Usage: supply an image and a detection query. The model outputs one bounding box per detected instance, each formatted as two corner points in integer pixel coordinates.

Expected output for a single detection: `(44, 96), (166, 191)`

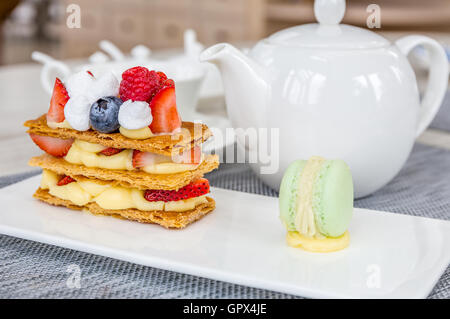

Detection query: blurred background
(0, 0), (449, 65)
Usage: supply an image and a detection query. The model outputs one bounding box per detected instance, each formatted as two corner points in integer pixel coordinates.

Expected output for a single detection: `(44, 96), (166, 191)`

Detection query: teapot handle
(396, 35), (449, 137)
(31, 51), (71, 95)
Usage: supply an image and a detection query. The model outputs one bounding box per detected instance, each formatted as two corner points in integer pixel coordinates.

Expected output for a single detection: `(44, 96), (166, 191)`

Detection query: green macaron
(279, 157), (354, 238)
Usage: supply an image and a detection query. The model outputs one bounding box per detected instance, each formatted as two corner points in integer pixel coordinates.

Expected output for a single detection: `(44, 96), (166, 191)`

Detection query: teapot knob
(314, 0), (345, 25)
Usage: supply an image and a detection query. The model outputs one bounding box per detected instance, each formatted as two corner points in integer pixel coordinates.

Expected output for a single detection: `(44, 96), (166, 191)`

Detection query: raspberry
(162, 79), (175, 89)
(148, 71), (172, 101)
(148, 70), (165, 98)
(157, 71), (167, 83)
(147, 71), (175, 104)
(119, 67), (174, 103)
(119, 67), (158, 102)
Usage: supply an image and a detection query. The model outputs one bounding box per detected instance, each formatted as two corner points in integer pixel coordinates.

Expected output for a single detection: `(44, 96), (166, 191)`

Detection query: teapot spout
(200, 43), (269, 130)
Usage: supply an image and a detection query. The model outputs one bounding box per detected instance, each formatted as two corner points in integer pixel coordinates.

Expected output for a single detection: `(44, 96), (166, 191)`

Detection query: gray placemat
(0, 143), (449, 299)
(430, 90), (450, 132)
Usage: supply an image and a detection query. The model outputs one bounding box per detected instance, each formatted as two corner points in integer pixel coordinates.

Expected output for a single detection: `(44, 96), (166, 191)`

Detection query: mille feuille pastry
(279, 156), (353, 252)
(25, 66), (219, 229)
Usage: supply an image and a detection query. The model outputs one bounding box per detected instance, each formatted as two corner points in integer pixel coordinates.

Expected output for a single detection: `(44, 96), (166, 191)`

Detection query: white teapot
(200, 0), (449, 198)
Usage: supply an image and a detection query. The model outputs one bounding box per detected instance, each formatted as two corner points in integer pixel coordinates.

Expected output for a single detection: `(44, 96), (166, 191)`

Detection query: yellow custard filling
(47, 120), (166, 142)
(40, 169), (208, 212)
(286, 231), (350, 253)
(64, 140), (201, 174)
(47, 120), (72, 129)
(47, 120), (153, 140)
(119, 126), (153, 139)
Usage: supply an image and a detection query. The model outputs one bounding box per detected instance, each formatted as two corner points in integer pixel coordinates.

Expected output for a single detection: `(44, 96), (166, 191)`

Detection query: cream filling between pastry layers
(119, 126), (153, 139)
(40, 169), (208, 212)
(294, 156), (325, 238)
(47, 120), (72, 129)
(47, 120), (166, 140)
(64, 140), (202, 174)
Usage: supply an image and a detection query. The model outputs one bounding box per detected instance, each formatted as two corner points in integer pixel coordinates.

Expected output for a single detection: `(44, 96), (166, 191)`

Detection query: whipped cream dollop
(64, 95), (91, 131)
(118, 100), (152, 130)
(63, 71), (120, 131)
(66, 71), (95, 98)
(88, 71), (119, 102)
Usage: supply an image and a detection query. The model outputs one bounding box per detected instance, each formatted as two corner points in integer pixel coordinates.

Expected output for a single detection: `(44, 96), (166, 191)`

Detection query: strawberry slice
(172, 146), (202, 164)
(132, 150), (153, 168)
(144, 178), (210, 202)
(132, 150), (171, 168)
(149, 87), (181, 134)
(57, 175), (75, 186)
(99, 147), (123, 156)
(46, 78), (69, 123)
(29, 133), (73, 157)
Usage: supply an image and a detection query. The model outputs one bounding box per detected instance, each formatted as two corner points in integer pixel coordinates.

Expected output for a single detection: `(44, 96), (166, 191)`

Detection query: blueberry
(89, 96), (123, 133)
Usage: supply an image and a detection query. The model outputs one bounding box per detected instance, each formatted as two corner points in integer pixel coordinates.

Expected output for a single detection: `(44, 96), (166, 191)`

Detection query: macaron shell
(279, 160), (306, 231)
(313, 160), (354, 237)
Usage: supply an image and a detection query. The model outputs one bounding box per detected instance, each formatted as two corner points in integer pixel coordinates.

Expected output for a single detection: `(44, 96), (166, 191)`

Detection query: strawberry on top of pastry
(45, 66), (181, 137)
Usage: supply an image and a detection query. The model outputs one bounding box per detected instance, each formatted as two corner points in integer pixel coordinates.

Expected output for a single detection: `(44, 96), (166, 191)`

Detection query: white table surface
(0, 61), (449, 177)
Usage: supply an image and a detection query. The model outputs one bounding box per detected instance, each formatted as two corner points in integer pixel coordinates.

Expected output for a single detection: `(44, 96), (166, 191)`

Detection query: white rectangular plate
(0, 175), (449, 298)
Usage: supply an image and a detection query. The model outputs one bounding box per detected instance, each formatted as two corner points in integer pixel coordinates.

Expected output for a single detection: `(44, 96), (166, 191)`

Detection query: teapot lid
(266, 0), (389, 49)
